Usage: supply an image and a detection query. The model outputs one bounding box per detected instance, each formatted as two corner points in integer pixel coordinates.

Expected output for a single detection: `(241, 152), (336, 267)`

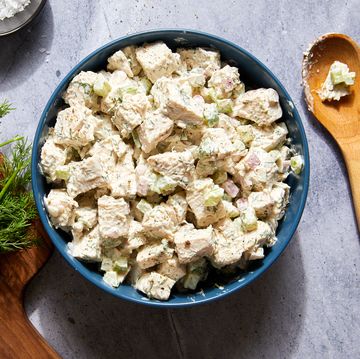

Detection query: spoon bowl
(302, 33), (360, 229)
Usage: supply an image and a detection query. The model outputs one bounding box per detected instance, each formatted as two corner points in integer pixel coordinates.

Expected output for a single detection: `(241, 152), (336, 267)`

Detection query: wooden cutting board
(0, 222), (60, 359)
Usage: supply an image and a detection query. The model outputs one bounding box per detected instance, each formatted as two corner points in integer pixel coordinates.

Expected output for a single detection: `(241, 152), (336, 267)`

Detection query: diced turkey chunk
(67, 156), (107, 198)
(186, 179), (227, 227)
(157, 256), (186, 281)
(112, 93), (151, 138)
(136, 241), (174, 269)
(98, 196), (131, 247)
(248, 190), (275, 218)
(233, 88), (282, 126)
(269, 182), (290, 220)
(177, 47), (221, 77)
(135, 42), (179, 83)
(174, 224), (214, 264)
(211, 218), (273, 267)
(178, 68), (206, 88)
(107, 50), (133, 77)
(142, 205), (176, 239)
(122, 45), (142, 76)
(63, 71), (100, 110)
(251, 123), (288, 151)
(208, 65), (241, 98)
(135, 272), (176, 300)
(72, 206), (97, 233)
(53, 105), (99, 148)
(40, 136), (68, 182)
(94, 114), (119, 140)
(211, 230), (243, 268)
(135, 155), (157, 196)
(108, 148), (137, 198)
(123, 220), (147, 252)
(137, 111), (173, 153)
(147, 150), (195, 188)
(150, 77), (204, 126)
(88, 135), (126, 175)
(166, 89), (204, 127)
(44, 189), (78, 229)
(234, 148), (278, 193)
(166, 193), (188, 224)
(241, 220), (274, 250)
(68, 225), (102, 262)
(198, 128), (234, 160)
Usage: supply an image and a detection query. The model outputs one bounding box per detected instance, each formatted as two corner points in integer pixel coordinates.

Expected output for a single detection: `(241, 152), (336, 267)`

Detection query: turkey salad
(41, 42), (302, 300)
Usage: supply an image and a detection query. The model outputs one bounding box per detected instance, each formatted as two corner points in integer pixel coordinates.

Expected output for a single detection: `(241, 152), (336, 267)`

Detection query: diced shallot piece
(221, 179), (239, 198)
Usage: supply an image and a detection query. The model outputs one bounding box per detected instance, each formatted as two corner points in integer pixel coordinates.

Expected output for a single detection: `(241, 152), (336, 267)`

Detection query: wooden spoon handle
(0, 283), (60, 359)
(342, 142), (360, 230)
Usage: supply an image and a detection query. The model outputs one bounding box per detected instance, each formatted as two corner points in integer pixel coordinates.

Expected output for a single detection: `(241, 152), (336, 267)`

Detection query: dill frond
(0, 99), (15, 119)
(0, 137), (40, 253)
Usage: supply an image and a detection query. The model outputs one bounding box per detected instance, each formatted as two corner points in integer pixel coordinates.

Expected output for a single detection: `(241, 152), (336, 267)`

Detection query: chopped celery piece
(136, 199), (153, 214)
(139, 77), (152, 95)
(240, 207), (258, 232)
(222, 193), (233, 202)
(329, 61), (356, 86)
(208, 88), (218, 102)
(216, 99), (233, 114)
(93, 78), (111, 97)
(183, 273), (202, 290)
(113, 257), (128, 272)
(331, 71), (355, 86)
(101, 257), (113, 272)
(213, 170), (228, 184)
(103, 271), (123, 287)
(183, 259), (207, 290)
(118, 86), (138, 99)
(180, 131), (188, 141)
(290, 155), (304, 175)
(151, 175), (177, 194)
(132, 130), (141, 148)
(122, 86), (138, 95)
(55, 168), (70, 180)
(204, 185), (224, 206)
(203, 103), (219, 127)
(237, 125), (254, 145)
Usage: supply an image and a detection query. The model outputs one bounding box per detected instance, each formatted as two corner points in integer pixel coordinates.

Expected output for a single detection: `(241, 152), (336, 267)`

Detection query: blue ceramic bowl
(32, 29), (309, 307)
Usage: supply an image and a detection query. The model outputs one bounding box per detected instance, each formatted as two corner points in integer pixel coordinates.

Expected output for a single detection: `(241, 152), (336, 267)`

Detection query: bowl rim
(32, 28), (310, 308)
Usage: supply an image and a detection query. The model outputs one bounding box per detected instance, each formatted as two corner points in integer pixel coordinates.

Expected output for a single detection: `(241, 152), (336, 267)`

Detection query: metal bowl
(32, 29), (310, 307)
(0, 0), (46, 36)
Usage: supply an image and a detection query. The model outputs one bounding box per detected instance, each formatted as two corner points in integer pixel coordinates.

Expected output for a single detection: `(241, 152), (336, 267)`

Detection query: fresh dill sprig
(0, 192), (40, 252)
(0, 138), (32, 197)
(0, 100), (40, 253)
(0, 99), (15, 118)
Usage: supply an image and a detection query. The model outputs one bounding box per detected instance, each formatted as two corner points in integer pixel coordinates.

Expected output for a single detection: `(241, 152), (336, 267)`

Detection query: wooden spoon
(0, 222), (60, 359)
(302, 33), (360, 230)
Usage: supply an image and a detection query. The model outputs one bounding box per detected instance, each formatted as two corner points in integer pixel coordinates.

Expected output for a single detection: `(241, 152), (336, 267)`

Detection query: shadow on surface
(0, 1), (53, 91)
(25, 233), (305, 359)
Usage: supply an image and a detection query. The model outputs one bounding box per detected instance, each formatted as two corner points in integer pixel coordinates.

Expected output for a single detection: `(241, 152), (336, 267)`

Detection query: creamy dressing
(41, 41), (301, 300)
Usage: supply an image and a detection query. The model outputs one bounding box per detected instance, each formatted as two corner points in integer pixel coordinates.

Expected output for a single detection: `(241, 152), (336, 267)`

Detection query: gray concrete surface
(0, 0), (359, 358)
